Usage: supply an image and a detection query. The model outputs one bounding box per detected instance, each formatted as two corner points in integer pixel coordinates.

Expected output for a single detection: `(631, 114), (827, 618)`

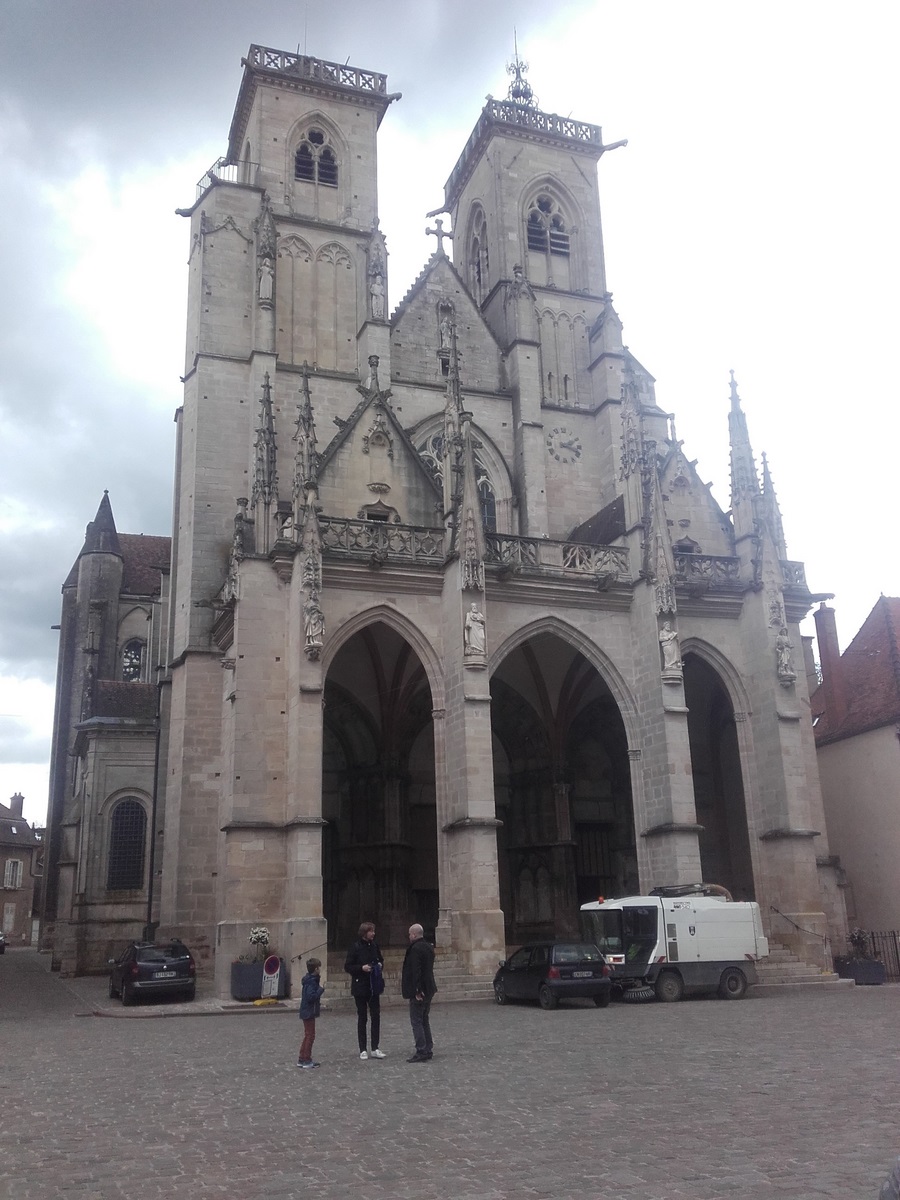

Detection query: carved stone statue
(369, 272), (385, 320)
(464, 603), (486, 656)
(659, 620), (681, 673)
(258, 257), (274, 303)
(304, 596), (325, 648)
(365, 354), (380, 392)
(776, 626), (796, 682)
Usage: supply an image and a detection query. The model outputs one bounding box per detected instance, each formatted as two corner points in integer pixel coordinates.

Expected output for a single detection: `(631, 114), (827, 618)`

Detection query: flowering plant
(847, 927), (879, 961)
(248, 926), (270, 961)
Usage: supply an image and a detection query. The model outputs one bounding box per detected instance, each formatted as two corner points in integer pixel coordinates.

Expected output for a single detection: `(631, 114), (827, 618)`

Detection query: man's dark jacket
(344, 937), (384, 999)
(401, 937), (437, 999)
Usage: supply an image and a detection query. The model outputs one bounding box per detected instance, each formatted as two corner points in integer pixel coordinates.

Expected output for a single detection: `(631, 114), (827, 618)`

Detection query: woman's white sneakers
(359, 1049), (387, 1059)
(359, 1050), (368, 1059)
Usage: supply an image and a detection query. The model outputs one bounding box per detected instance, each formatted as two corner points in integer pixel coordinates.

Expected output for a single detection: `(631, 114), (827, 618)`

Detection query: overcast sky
(1, 1), (898, 826)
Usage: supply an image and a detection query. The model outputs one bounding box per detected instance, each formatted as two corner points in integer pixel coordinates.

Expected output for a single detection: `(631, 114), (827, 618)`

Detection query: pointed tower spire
(79, 491), (122, 558)
(250, 373), (278, 555)
(292, 363), (319, 520)
(727, 370), (760, 543)
(760, 452), (787, 559)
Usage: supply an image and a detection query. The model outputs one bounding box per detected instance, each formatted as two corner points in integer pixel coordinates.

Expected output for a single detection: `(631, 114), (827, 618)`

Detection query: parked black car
(0, 930), (6, 954)
(108, 941), (196, 1006)
(494, 941), (613, 1009)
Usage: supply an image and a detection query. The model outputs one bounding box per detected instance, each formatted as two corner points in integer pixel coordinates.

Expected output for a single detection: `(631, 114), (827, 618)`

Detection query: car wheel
(538, 984), (558, 1010)
(718, 967), (748, 1000)
(593, 991), (611, 1009)
(183, 986), (196, 1003)
(493, 980), (507, 1005)
(654, 971), (684, 1003)
(121, 983), (135, 1006)
(108, 977), (117, 999)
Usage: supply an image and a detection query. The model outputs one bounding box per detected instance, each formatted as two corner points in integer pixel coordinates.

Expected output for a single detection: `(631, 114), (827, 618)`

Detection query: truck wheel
(654, 971), (684, 1003)
(538, 984), (559, 1010)
(718, 967), (748, 1000)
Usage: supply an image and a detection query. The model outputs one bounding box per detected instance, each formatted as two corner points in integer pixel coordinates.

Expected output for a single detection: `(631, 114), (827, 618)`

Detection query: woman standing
(344, 921), (386, 1059)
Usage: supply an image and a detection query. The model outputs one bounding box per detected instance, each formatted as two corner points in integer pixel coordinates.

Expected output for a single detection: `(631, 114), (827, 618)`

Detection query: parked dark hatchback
(494, 941), (613, 1009)
(108, 941), (196, 1006)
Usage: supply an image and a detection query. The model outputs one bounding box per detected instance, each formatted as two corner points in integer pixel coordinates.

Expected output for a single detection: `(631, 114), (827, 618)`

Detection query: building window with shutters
(3, 859), (23, 889)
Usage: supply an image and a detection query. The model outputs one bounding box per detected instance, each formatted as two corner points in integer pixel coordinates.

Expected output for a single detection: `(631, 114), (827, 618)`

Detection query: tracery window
(526, 195), (570, 255)
(469, 209), (489, 303)
(294, 128), (338, 188)
(416, 432), (498, 532)
(121, 639), (145, 683)
(106, 798), (147, 891)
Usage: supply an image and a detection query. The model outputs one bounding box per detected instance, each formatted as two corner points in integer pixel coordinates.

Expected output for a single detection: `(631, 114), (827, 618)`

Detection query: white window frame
(3, 859), (23, 889)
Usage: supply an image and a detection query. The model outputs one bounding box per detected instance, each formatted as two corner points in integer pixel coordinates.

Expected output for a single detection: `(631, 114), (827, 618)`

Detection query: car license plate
(154, 970), (176, 979)
(573, 970), (592, 978)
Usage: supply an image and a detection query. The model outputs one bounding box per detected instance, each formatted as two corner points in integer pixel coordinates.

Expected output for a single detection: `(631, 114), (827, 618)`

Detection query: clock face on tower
(546, 426), (582, 464)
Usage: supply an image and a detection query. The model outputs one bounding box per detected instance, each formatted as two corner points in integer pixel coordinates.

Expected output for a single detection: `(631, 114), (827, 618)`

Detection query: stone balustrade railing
(319, 518), (444, 563)
(673, 553), (741, 587)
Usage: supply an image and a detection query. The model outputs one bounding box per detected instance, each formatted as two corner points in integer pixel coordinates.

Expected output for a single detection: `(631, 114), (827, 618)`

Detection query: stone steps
(753, 941), (853, 992)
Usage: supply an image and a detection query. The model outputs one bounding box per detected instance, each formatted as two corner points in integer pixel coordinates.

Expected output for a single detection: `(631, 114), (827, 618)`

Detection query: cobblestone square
(2, 950), (898, 1199)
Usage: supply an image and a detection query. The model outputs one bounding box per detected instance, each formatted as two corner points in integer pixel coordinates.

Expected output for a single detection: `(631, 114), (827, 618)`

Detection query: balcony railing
(247, 46), (389, 95)
(320, 518), (444, 563)
(674, 553), (741, 587)
(485, 533), (629, 580)
(780, 560), (808, 588)
(195, 157), (259, 199)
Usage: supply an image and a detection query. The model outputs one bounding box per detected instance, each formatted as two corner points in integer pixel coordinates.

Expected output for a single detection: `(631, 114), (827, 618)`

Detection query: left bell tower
(162, 49), (398, 964)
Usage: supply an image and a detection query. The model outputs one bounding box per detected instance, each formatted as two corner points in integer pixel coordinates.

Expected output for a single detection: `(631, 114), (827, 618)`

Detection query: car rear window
(135, 945), (190, 963)
(552, 943), (604, 964)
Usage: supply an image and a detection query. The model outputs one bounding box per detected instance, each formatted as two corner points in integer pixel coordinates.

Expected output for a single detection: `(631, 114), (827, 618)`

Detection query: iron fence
(868, 931), (900, 980)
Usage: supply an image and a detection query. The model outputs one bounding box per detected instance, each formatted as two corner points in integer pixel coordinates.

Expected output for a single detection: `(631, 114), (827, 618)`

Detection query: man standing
(401, 923), (437, 1062)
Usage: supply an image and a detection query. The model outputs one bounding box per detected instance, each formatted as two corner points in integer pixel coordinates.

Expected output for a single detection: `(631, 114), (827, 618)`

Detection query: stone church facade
(44, 46), (846, 991)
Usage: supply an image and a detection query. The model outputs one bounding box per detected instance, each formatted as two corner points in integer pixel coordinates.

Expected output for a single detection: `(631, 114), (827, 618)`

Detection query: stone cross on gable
(426, 218), (453, 256)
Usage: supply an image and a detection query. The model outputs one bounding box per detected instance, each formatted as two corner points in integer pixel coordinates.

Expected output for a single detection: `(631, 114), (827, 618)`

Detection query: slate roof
(63, 533), (170, 594)
(0, 802), (41, 848)
(92, 682), (158, 722)
(811, 596), (900, 745)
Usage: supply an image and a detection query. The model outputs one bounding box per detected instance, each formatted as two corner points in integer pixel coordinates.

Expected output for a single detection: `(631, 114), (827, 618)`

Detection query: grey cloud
(0, 717), (51, 766)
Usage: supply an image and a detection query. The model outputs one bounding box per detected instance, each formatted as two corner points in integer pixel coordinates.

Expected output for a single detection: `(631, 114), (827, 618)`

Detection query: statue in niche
(464, 603), (486, 656)
(369, 272), (385, 320)
(304, 595), (325, 652)
(258, 257), (274, 303)
(658, 620), (681, 673)
(775, 626), (796, 683)
(439, 306), (453, 349)
(365, 354), (380, 392)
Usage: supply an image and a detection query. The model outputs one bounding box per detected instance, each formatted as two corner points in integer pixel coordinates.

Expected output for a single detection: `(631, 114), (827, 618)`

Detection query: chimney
(813, 603), (846, 725)
(9, 792), (24, 818)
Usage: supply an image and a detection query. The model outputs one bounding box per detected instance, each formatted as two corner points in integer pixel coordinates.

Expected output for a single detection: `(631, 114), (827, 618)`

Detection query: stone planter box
(230, 958), (289, 1001)
(833, 957), (887, 985)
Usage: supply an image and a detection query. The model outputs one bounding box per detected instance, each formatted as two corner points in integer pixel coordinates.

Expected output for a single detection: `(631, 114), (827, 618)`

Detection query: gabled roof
(64, 528), (170, 596)
(92, 682), (159, 722)
(0, 802), (40, 848)
(811, 596), (900, 744)
(390, 252), (501, 354)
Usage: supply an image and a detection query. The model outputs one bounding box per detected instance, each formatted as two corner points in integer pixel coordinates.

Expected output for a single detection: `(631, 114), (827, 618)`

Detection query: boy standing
(297, 957), (324, 1069)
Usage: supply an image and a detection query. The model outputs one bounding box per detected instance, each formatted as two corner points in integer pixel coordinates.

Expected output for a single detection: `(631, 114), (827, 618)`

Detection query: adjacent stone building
(811, 598), (900, 933)
(1, 793), (41, 946)
(44, 46), (846, 989)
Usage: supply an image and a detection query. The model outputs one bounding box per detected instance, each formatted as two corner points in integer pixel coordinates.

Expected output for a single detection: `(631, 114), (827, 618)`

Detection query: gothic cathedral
(44, 46), (845, 992)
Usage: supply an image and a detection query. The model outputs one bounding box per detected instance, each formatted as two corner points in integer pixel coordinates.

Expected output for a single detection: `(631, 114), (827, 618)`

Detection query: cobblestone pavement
(2, 948), (899, 1199)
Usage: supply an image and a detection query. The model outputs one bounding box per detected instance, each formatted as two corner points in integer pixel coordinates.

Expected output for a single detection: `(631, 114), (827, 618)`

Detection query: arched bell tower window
(468, 208), (489, 304)
(526, 193), (572, 289)
(294, 127), (339, 188)
(121, 639), (145, 683)
(106, 798), (147, 891)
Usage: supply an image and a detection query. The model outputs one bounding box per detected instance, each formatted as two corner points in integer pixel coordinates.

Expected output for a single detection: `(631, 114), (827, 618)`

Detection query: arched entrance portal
(682, 653), (754, 900)
(322, 622), (438, 948)
(491, 633), (636, 943)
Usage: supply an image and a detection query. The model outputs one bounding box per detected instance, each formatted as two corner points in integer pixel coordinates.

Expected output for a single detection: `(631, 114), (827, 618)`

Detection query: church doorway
(682, 653), (754, 901)
(321, 622), (438, 949)
(490, 633), (635, 944)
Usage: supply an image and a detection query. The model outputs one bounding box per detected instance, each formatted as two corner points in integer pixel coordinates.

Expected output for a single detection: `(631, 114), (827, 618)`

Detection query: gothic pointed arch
(464, 201), (490, 304)
(522, 178), (583, 291)
(410, 414), (515, 535)
(314, 241), (356, 371)
(285, 110), (348, 223)
(276, 233), (314, 364)
(536, 306), (590, 407)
